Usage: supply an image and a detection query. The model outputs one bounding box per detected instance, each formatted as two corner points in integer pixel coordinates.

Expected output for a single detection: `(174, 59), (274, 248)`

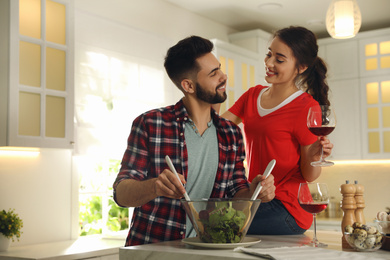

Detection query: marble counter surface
(0, 236), (124, 260)
(119, 230), (390, 260)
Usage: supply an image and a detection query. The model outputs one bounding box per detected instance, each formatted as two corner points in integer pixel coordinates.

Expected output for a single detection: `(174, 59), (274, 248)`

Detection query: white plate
(182, 236), (261, 249)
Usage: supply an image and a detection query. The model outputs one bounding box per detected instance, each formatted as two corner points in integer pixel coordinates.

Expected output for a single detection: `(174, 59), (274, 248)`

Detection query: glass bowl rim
(374, 219), (390, 223)
(344, 231), (384, 236)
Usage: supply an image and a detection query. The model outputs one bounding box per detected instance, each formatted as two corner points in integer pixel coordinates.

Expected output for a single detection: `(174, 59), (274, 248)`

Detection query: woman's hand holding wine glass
(307, 105), (336, 167)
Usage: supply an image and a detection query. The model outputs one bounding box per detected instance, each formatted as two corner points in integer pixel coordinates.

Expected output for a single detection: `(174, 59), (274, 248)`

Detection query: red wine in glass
(299, 203), (328, 214)
(308, 126), (335, 137)
(298, 182), (330, 247)
(307, 105), (336, 167)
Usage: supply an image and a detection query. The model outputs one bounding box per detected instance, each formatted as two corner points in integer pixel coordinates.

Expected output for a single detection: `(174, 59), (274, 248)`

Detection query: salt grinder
(354, 180), (366, 224)
(340, 180), (356, 249)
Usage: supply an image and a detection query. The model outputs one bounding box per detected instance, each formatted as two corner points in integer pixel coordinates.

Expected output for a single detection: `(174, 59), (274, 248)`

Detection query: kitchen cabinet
(318, 28), (390, 160)
(360, 75), (390, 159)
(228, 28), (270, 82)
(359, 35), (390, 159)
(228, 29), (270, 57)
(211, 39), (262, 114)
(327, 78), (362, 160)
(319, 40), (359, 80)
(317, 40), (361, 159)
(359, 35), (390, 78)
(0, 0), (74, 149)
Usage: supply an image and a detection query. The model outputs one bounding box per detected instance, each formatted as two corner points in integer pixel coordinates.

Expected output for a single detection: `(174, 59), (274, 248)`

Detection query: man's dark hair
(164, 35), (213, 90)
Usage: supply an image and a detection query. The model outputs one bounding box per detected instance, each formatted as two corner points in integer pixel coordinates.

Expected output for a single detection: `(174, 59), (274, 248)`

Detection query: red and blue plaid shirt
(113, 99), (249, 246)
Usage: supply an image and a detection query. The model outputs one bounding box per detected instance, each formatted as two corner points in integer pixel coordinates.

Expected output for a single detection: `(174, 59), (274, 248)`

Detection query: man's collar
(174, 99), (221, 126)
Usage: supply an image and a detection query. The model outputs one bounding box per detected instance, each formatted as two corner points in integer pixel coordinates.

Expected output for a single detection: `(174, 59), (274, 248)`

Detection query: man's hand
(154, 169), (187, 199)
(115, 169), (187, 207)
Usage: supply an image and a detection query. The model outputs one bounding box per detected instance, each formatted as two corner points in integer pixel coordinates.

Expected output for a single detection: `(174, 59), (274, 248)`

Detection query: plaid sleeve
(113, 114), (150, 204)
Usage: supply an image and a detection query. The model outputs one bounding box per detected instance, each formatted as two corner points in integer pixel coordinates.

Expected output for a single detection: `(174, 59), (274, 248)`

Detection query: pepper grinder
(354, 180), (366, 224)
(340, 180), (356, 249)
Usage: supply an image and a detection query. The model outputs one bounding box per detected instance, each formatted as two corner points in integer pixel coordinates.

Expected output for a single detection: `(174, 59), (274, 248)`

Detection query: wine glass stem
(319, 143), (325, 162)
(313, 213), (318, 243)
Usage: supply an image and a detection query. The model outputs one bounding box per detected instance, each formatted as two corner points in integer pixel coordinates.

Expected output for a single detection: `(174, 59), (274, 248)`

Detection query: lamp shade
(326, 0), (361, 39)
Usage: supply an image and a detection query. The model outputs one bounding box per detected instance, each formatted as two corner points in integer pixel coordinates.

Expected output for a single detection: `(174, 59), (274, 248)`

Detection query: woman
(217, 26), (334, 235)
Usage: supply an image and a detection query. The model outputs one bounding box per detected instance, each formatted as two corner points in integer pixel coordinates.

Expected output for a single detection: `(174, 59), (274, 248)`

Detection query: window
(74, 44), (166, 237)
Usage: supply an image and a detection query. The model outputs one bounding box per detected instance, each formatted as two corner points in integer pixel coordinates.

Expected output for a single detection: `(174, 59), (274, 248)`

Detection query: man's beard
(195, 81), (227, 104)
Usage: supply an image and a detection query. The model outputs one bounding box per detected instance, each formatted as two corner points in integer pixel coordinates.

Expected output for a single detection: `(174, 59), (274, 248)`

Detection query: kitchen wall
(0, 0), (237, 247)
(0, 149), (75, 246)
(317, 161), (390, 222)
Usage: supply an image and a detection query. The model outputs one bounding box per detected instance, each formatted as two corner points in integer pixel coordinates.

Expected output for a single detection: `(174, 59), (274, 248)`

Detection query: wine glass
(307, 105), (336, 167)
(298, 182), (329, 247)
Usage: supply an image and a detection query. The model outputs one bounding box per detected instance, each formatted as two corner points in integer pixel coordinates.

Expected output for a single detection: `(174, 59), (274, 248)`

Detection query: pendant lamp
(326, 0), (362, 39)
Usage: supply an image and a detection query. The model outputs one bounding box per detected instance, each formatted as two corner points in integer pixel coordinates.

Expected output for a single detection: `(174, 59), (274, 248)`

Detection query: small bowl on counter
(374, 219), (390, 251)
(344, 222), (385, 252)
(374, 219), (390, 235)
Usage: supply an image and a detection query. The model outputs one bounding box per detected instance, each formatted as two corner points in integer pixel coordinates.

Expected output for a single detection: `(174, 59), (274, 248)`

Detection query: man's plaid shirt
(113, 99), (249, 246)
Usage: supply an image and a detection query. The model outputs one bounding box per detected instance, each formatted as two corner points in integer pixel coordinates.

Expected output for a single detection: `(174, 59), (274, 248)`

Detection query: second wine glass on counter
(298, 182), (330, 247)
(307, 105), (336, 167)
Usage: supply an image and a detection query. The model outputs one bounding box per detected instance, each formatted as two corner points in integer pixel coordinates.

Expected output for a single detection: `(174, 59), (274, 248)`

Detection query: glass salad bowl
(181, 198), (261, 243)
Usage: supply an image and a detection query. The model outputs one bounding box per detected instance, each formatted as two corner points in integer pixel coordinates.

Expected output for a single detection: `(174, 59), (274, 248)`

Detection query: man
(113, 35), (275, 246)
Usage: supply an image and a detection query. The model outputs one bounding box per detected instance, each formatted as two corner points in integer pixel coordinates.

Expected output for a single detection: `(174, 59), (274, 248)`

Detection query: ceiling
(163, 0), (390, 39)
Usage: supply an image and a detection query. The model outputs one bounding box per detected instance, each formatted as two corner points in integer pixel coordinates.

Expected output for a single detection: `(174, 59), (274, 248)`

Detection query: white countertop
(0, 235), (124, 260)
(119, 230), (390, 260)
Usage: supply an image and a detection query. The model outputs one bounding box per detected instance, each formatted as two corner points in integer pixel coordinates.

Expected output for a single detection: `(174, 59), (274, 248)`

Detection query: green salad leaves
(198, 201), (246, 243)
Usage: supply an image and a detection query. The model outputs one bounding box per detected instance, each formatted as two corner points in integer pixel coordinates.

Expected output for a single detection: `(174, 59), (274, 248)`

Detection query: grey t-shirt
(184, 119), (218, 237)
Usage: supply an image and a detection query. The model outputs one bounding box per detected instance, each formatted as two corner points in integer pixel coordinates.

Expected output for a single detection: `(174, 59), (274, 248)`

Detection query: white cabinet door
(359, 35), (390, 78)
(0, 1), (10, 147)
(0, 0), (74, 149)
(360, 75), (390, 159)
(319, 40), (361, 160)
(359, 34), (390, 159)
(227, 29), (270, 84)
(320, 40), (359, 81)
(328, 79), (362, 160)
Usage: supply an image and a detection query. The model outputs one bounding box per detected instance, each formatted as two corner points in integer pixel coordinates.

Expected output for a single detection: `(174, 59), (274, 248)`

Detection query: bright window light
(75, 45), (166, 237)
